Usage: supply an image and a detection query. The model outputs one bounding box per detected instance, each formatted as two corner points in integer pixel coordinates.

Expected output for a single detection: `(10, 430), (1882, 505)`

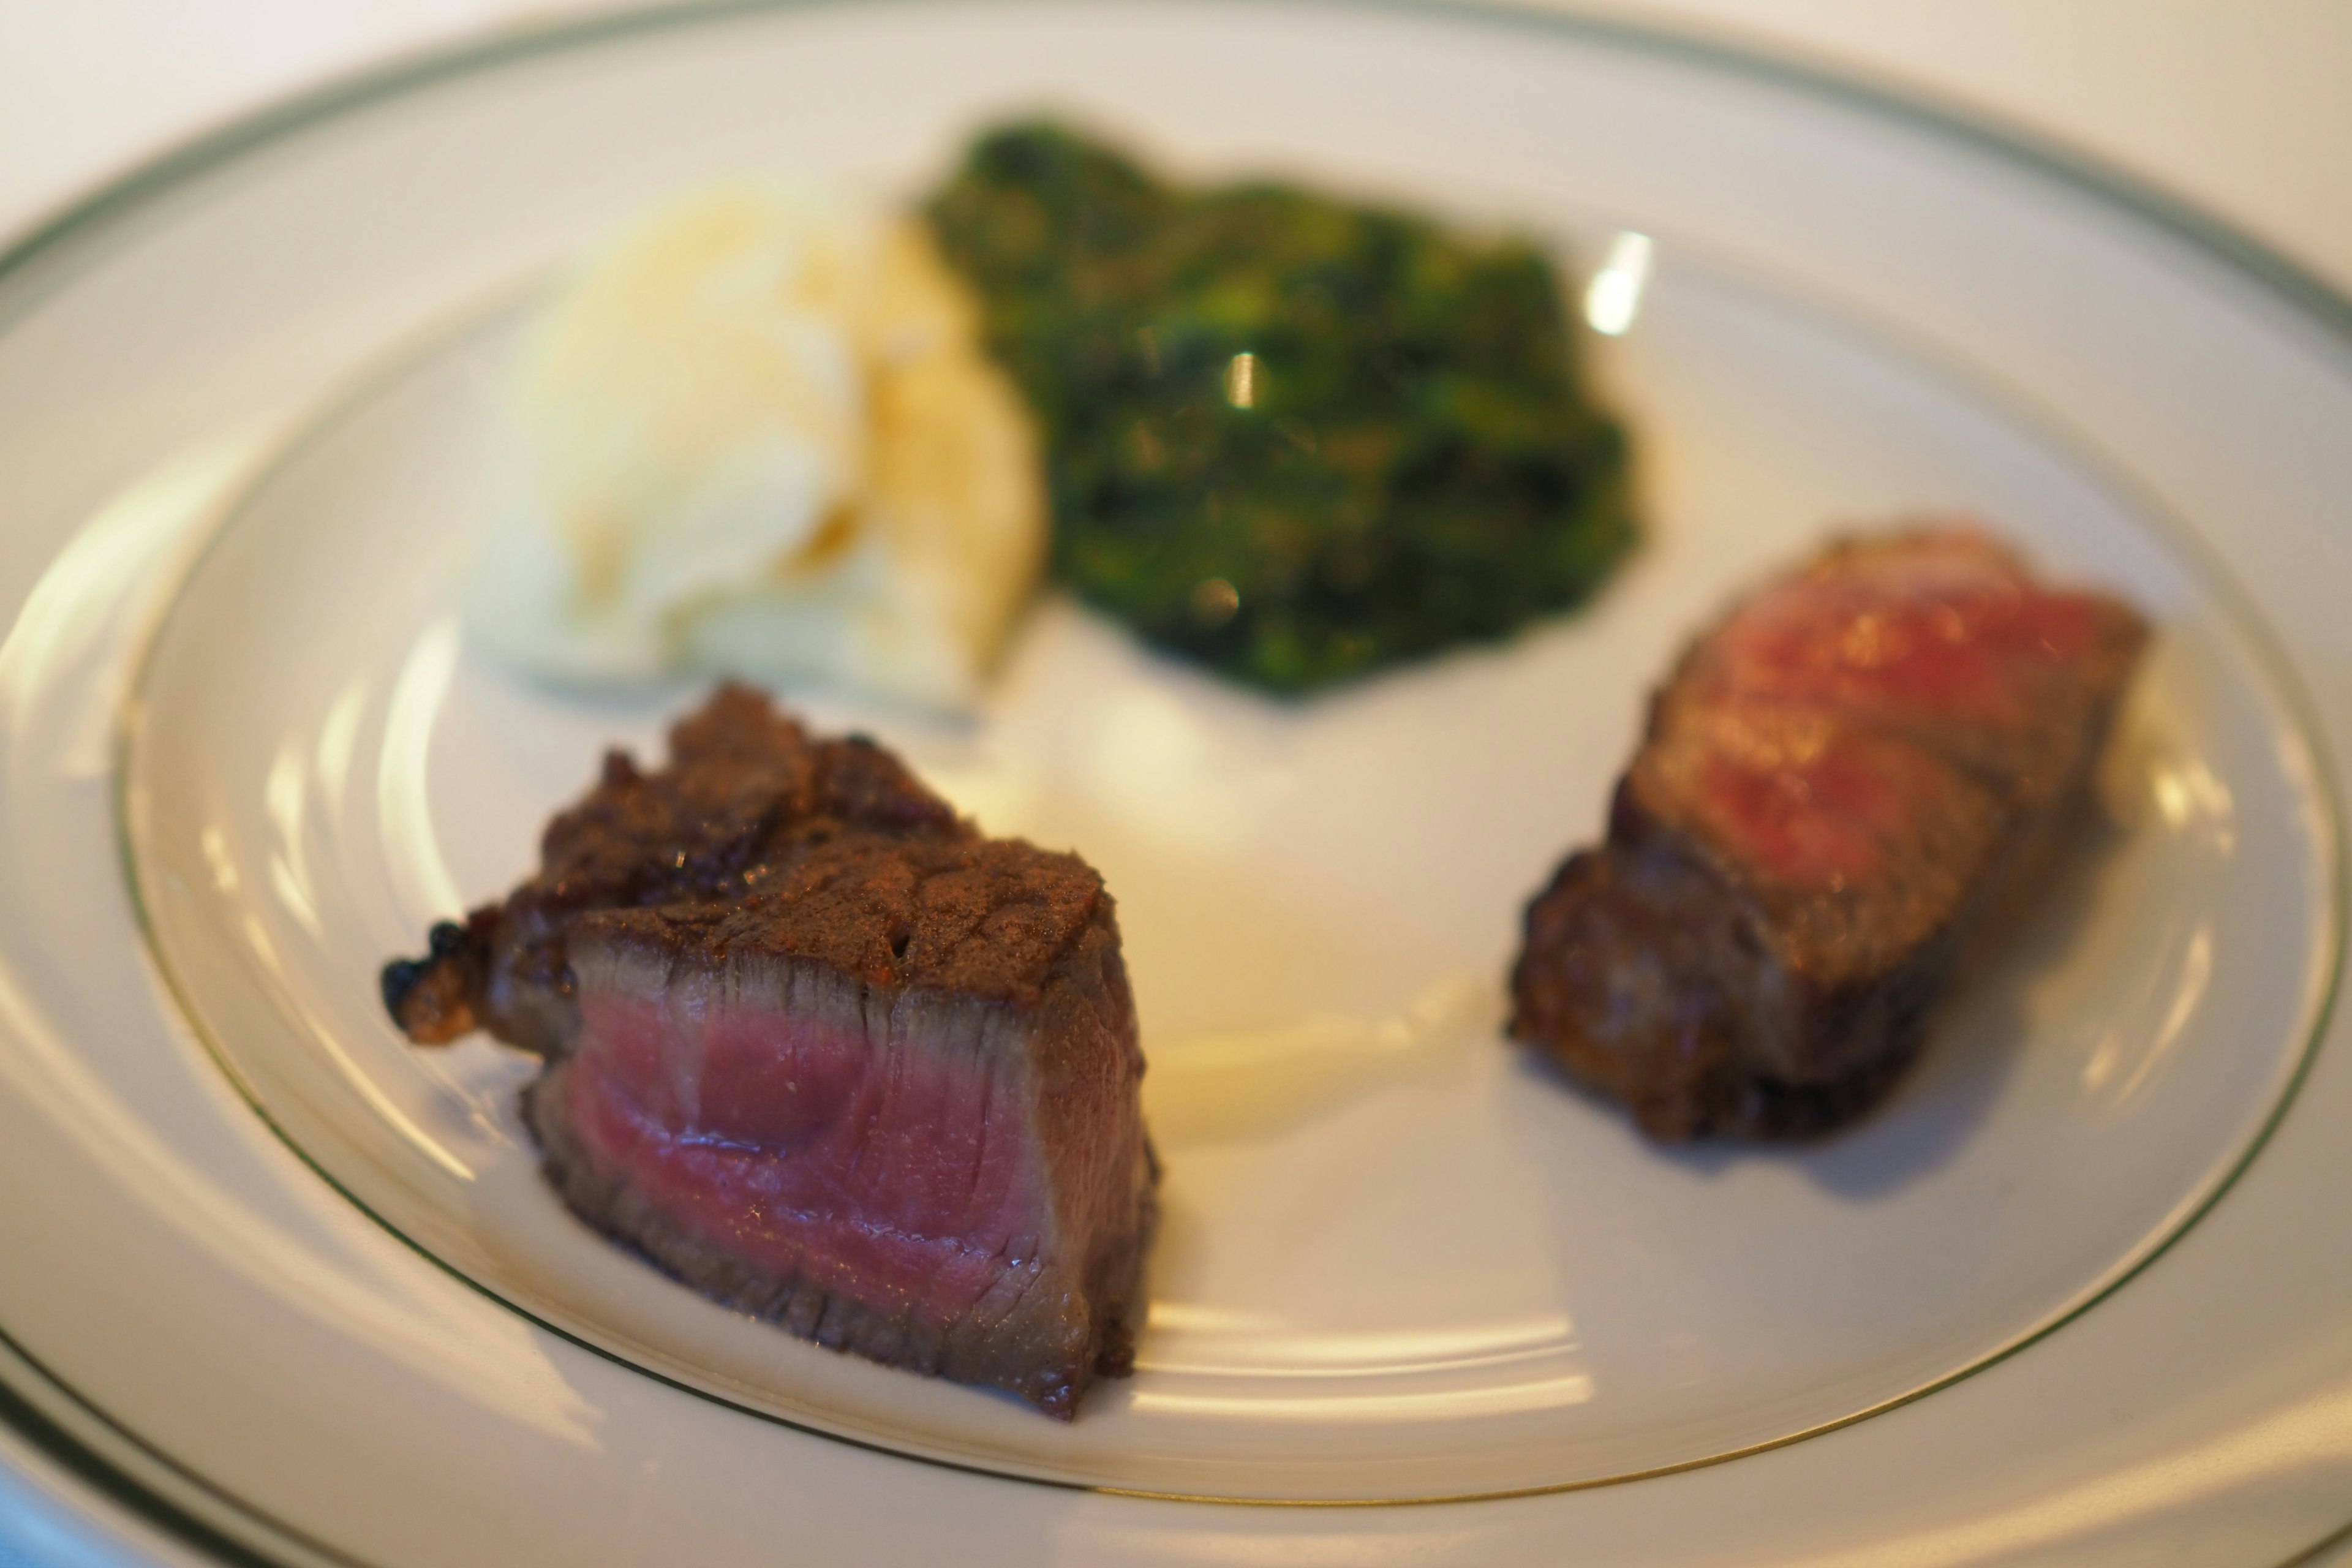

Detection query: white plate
(5, 2), (2352, 1562)
(119, 273), (2332, 1506)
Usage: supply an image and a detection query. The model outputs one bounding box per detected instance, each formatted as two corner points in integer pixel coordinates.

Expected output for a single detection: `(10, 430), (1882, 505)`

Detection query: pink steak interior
(1703, 533), (2117, 736)
(564, 987), (1056, 1326)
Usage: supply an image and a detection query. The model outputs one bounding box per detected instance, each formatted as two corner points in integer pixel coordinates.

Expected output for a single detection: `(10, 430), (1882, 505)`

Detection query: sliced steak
(383, 684), (964, 1055)
(383, 685), (1156, 1417)
(1510, 529), (2147, 1139)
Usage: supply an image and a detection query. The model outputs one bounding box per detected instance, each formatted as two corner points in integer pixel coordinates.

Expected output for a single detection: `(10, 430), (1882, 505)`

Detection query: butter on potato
(466, 185), (1045, 708)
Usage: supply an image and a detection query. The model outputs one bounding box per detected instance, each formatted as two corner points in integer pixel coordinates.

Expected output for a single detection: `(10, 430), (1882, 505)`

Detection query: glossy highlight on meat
(382, 685), (1156, 1417)
(1510, 528), (2148, 1139)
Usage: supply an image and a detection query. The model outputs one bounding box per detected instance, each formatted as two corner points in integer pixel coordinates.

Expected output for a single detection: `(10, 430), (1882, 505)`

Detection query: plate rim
(4, 0), (2350, 1558)
(111, 253), (2348, 1507)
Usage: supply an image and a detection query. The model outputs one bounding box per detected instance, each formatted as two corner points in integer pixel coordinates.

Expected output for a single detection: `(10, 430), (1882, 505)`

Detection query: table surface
(0, 2), (2346, 1564)
(6, 0), (2349, 293)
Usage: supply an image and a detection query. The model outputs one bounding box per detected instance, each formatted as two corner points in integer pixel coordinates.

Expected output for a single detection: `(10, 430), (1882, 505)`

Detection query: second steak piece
(382, 686), (1156, 1417)
(1510, 529), (2147, 1139)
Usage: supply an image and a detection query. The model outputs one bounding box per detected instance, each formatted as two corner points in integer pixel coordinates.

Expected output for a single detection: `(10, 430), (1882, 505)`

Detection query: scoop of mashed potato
(466, 185), (1044, 708)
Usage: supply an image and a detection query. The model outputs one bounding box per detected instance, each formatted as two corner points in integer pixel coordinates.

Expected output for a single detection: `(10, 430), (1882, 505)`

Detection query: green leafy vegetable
(927, 122), (1636, 693)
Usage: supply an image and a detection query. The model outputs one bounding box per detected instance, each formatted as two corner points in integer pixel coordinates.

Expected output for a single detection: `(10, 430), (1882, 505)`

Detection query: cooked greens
(925, 123), (1636, 694)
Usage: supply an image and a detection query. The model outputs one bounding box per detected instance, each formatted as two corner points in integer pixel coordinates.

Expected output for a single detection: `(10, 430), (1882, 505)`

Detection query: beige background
(2, 0), (2349, 293)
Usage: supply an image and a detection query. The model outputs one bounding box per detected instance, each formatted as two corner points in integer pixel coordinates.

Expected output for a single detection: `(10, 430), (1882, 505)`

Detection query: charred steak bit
(383, 685), (1156, 1417)
(1510, 529), (2148, 1139)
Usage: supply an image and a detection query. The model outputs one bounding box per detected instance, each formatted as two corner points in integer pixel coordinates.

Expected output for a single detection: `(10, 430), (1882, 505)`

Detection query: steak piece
(1510, 529), (2148, 1139)
(382, 685), (1156, 1417)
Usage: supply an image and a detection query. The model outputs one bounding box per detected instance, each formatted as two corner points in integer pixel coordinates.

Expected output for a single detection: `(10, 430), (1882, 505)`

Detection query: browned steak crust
(383, 684), (967, 1054)
(382, 684), (1157, 1415)
(1512, 835), (1943, 1139)
(573, 834), (1118, 1006)
(1510, 529), (2147, 1139)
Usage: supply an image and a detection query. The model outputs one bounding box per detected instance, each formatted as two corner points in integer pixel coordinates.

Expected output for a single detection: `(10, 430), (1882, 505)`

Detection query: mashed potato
(466, 185), (1045, 708)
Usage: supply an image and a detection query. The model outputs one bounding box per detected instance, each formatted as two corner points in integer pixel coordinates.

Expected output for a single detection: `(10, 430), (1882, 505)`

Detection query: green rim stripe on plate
(2, 0), (2348, 1561)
